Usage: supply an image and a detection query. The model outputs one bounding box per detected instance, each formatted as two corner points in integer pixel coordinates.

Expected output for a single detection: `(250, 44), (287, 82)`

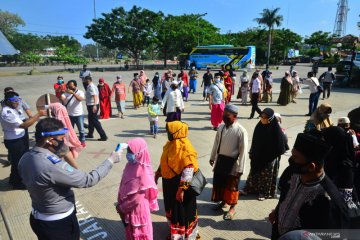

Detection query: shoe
(81, 141), (86, 148)
(258, 194), (265, 201)
(153, 134), (157, 139)
(11, 183), (26, 190)
(98, 137), (108, 141)
(85, 135), (94, 139)
(292, 100), (296, 103)
(248, 117), (253, 119)
(305, 113), (311, 116)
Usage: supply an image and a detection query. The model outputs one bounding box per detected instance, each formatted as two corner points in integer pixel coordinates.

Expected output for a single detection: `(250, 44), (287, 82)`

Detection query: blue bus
(187, 45), (256, 70)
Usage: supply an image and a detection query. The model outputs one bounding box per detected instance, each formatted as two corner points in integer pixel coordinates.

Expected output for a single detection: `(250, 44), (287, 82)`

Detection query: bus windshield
(187, 45), (256, 70)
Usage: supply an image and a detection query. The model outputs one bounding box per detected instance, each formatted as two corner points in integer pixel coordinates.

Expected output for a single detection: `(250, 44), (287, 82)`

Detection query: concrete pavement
(0, 64), (359, 240)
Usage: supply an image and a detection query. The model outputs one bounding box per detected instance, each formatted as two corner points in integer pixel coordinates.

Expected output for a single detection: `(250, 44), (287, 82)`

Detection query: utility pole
(94, 0), (99, 60)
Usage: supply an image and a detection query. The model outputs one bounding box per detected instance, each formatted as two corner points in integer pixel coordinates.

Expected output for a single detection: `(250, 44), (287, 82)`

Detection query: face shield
(41, 128), (69, 145)
(41, 128), (69, 157)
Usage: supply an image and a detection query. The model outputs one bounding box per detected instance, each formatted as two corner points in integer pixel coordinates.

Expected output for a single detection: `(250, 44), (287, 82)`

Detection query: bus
(186, 45), (256, 70)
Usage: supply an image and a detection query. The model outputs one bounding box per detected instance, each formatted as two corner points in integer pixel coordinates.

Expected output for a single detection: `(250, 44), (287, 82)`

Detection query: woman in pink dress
(116, 138), (159, 240)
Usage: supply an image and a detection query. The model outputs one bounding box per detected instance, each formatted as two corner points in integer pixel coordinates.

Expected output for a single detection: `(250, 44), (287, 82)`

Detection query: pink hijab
(118, 138), (158, 213)
(139, 70), (148, 84)
(49, 103), (83, 158)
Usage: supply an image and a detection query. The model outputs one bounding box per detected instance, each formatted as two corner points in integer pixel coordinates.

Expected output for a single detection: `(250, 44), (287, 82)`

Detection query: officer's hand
(108, 151), (121, 164)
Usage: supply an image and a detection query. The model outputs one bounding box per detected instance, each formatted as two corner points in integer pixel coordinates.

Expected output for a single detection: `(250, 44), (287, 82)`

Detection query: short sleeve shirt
(86, 83), (99, 105)
(113, 83), (126, 101)
(251, 78), (260, 93)
(62, 90), (85, 116)
(0, 106), (25, 140)
(209, 83), (224, 104)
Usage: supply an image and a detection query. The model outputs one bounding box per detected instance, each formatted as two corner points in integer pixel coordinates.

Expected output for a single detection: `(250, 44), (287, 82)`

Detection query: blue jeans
(149, 120), (158, 134)
(308, 92), (320, 115)
(69, 115), (85, 142)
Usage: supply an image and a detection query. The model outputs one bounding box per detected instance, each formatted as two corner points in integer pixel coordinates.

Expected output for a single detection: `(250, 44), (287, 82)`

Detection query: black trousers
(87, 104), (107, 138)
(322, 82), (332, 99)
(250, 93), (262, 118)
(30, 210), (80, 240)
(4, 135), (28, 186)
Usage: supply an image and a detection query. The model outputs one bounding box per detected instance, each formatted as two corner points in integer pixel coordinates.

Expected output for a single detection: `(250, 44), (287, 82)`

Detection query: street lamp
(197, 13), (207, 46)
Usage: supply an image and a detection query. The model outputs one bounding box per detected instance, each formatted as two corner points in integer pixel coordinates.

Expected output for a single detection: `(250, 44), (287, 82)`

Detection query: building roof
(0, 30), (18, 55)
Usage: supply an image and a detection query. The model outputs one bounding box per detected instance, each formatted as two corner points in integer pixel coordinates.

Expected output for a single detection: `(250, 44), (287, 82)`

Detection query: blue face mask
(57, 80), (63, 84)
(126, 153), (137, 164)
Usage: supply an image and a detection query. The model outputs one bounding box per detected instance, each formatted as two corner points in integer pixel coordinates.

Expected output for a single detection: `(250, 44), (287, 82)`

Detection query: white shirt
(86, 83), (99, 105)
(62, 89), (85, 116)
(143, 83), (153, 96)
(302, 77), (320, 94)
(251, 78), (261, 93)
(161, 89), (184, 112)
(210, 121), (249, 175)
(0, 106), (25, 140)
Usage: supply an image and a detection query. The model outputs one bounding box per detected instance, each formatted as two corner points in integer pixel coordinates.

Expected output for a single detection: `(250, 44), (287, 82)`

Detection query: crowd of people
(1, 63), (360, 240)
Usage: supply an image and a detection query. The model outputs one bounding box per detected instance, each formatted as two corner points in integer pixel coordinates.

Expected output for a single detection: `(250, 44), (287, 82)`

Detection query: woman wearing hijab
(155, 121), (201, 240)
(49, 102), (83, 169)
(98, 78), (112, 119)
(304, 103), (333, 132)
(116, 138), (159, 240)
(139, 70), (148, 85)
(291, 71), (301, 103)
(223, 71), (233, 103)
(242, 108), (288, 201)
(238, 70), (250, 105)
(152, 72), (162, 100)
(277, 71), (293, 106)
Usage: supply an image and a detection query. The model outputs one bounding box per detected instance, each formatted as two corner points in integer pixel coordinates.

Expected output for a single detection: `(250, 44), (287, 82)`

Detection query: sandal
(224, 211), (236, 220)
(258, 194), (265, 201)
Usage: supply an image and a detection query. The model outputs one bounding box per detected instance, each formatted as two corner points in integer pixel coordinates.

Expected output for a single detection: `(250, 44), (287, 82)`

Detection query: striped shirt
(210, 121), (249, 175)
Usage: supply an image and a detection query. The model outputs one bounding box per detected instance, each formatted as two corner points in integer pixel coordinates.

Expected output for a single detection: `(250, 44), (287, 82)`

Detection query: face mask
(289, 159), (309, 174)
(51, 138), (68, 157)
(57, 80), (63, 84)
(215, 78), (221, 83)
(126, 153), (137, 164)
(222, 116), (232, 125)
(260, 117), (270, 125)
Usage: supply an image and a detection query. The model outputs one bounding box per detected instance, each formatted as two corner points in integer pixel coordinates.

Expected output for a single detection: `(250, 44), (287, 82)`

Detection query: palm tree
(254, 8), (283, 68)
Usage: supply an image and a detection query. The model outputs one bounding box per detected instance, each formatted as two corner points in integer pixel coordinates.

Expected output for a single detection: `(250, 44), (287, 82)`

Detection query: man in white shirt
(79, 65), (92, 90)
(249, 72), (262, 119)
(301, 72), (321, 116)
(61, 80), (86, 147)
(0, 92), (46, 189)
(84, 76), (108, 141)
(209, 104), (248, 220)
(161, 80), (184, 122)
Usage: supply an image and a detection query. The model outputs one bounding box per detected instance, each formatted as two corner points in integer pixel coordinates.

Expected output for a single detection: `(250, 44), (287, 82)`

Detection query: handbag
(190, 168), (207, 196)
(166, 153), (206, 196)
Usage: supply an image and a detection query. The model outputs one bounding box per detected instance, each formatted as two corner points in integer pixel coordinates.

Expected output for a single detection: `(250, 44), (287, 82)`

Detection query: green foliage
(43, 35), (81, 53)
(10, 32), (47, 53)
(0, 9), (25, 36)
(20, 52), (43, 68)
(156, 14), (220, 65)
(304, 31), (333, 50)
(84, 6), (163, 66)
(254, 8), (284, 67)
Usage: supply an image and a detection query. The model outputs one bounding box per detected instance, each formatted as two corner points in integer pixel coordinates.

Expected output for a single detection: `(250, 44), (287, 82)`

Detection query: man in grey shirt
(18, 118), (120, 239)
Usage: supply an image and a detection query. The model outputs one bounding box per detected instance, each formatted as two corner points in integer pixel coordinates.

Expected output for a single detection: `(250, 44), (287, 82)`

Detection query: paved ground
(0, 63), (359, 240)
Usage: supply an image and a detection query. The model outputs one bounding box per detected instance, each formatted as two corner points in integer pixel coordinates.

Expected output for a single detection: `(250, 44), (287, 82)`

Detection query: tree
(272, 28), (302, 63)
(20, 52), (43, 69)
(254, 8), (283, 68)
(304, 31), (333, 50)
(44, 35), (81, 53)
(84, 6), (163, 68)
(156, 14), (220, 66)
(0, 9), (25, 37)
(10, 32), (47, 54)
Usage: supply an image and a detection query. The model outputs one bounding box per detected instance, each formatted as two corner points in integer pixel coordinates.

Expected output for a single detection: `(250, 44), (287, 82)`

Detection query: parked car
(336, 60), (360, 87)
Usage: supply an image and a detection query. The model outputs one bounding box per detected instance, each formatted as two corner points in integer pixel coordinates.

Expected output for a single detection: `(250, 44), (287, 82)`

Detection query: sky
(1, 0), (359, 45)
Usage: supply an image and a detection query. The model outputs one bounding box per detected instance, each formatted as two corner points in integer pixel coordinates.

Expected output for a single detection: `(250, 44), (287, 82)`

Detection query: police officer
(0, 92), (45, 189)
(18, 118), (121, 240)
